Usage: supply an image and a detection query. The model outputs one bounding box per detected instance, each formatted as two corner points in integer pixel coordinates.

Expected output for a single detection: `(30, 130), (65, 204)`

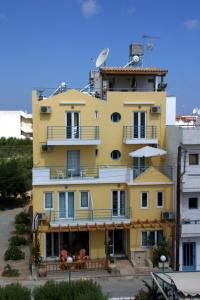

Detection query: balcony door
(112, 190), (126, 217)
(66, 112), (80, 139)
(182, 242), (196, 271)
(67, 150), (80, 177)
(59, 192), (75, 219)
(133, 111), (146, 138)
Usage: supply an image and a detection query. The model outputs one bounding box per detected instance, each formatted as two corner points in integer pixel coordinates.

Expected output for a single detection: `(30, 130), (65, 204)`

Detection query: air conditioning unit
(41, 144), (53, 152)
(161, 212), (173, 220)
(40, 106), (52, 113)
(150, 106), (161, 114)
(37, 212), (47, 221)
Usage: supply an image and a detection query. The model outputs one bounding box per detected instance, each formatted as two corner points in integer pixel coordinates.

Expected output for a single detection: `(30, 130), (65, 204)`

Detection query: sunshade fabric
(154, 272), (200, 297)
(129, 146), (167, 158)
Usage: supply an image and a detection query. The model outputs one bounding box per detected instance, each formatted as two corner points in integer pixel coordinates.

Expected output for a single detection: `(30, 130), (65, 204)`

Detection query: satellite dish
(133, 55), (140, 63)
(96, 48), (109, 68)
(192, 107), (198, 115)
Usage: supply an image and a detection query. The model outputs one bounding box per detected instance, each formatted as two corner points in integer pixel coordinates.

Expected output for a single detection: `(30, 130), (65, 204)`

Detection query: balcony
(48, 208), (131, 227)
(32, 164), (173, 185)
(50, 166), (99, 179)
(123, 126), (158, 144)
(181, 219), (200, 237)
(47, 126), (100, 146)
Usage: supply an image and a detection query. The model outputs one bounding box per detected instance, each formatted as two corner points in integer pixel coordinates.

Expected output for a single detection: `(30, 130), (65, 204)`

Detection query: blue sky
(0, 0), (200, 113)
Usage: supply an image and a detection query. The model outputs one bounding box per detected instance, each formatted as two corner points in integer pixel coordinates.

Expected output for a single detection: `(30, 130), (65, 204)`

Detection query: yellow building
(32, 49), (174, 267)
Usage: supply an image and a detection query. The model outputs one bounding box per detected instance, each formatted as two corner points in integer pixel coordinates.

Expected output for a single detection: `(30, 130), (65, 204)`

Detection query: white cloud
(80, 0), (99, 18)
(184, 19), (200, 29)
(126, 7), (135, 15)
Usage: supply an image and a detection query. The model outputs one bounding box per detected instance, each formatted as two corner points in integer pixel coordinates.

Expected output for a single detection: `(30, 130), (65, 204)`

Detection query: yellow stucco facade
(32, 80), (174, 264)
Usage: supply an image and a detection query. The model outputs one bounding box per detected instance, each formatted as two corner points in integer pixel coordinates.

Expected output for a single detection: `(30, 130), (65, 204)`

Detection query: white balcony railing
(181, 219), (200, 237)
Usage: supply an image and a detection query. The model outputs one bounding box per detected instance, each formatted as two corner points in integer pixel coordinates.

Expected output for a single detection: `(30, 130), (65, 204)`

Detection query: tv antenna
(142, 34), (160, 66)
(96, 48), (109, 68)
(192, 107), (198, 115)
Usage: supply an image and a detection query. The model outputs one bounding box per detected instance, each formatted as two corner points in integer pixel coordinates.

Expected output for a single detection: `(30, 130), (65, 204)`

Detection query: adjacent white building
(167, 118), (200, 271)
(0, 111), (32, 139)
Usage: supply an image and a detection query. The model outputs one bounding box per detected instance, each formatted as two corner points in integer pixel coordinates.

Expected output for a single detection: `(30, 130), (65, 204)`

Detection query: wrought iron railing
(49, 208), (131, 222)
(123, 126), (157, 140)
(47, 126), (99, 140)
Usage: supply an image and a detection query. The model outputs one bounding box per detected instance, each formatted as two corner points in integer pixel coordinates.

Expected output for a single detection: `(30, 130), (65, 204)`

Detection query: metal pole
(68, 264), (71, 282)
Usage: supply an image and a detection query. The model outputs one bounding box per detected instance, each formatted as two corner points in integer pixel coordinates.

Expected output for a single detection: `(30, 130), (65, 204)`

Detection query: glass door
(59, 192), (75, 219)
(133, 157), (147, 178)
(183, 242), (196, 271)
(133, 111), (146, 138)
(66, 112), (80, 139)
(112, 191), (126, 217)
(67, 150), (80, 177)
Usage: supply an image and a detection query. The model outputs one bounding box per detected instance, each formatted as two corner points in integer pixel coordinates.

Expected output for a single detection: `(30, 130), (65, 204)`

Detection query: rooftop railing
(35, 86), (164, 100)
(47, 126), (100, 141)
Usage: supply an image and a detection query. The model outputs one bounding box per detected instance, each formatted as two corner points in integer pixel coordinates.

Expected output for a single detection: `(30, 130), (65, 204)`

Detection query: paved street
(95, 275), (151, 298)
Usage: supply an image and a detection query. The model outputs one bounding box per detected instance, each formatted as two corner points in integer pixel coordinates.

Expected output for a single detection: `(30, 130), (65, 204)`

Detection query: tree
(150, 237), (171, 267)
(0, 157), (32, 199)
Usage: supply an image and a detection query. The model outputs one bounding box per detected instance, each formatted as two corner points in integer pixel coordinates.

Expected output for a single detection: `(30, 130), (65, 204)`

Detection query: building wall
(0, 111), (32, 138)
(32, 88), (174, 260)
(32, 90), (167, 166)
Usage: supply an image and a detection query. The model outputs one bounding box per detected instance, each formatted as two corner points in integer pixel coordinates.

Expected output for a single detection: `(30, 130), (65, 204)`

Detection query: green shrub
(0, 283), (31, 300)
(15, 211), (31, 225)
(2, 264), (19, 277)
(4, 245), (25, 261)
(33, 280), (107, 300)
(9, 235), (28, 246)
(15, 223), (31, 234)
(150, 237), (171, 267)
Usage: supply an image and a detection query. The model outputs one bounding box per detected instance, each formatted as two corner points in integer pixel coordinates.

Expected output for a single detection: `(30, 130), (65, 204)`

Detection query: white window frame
(156, 191), (164, 208)
(44, 192), (54, 210)
(80, 191), (89, 209)
(141, 230), (164, 247)
(189, 153), (199, 165)
(141, 191), (148, 209)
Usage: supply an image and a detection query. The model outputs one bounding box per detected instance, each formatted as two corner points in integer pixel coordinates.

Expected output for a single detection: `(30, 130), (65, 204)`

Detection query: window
(141, 230), (163, 247)
(80, 191), (89, 208)
(157, 192), (164, 207)
(141, 192), (148, 208)
(111, 112), (121, 122)
(189, 197), (198, 209)
(111, 150), (121, 160)
(189, 154), (199, 165)
(44, 192), (53, 209)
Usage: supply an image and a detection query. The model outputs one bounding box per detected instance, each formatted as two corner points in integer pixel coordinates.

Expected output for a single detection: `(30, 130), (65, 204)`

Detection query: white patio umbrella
(129, 146), (167, 158)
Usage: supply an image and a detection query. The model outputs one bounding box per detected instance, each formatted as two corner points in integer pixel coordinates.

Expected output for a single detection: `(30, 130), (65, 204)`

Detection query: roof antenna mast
(142, 34), (160, 66)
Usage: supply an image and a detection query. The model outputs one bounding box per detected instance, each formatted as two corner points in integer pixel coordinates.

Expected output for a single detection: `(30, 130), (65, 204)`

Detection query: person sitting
(77, 248), (87, 261)
(75, 248), (87, 269)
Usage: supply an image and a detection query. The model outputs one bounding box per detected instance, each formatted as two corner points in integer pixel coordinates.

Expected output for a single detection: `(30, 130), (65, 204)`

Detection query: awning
(129, 146), (167, 158)
(152, 272), (200, 298)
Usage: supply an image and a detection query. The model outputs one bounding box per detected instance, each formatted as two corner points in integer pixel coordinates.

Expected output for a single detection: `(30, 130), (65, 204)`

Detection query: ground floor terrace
(35, 221), (174, 267)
